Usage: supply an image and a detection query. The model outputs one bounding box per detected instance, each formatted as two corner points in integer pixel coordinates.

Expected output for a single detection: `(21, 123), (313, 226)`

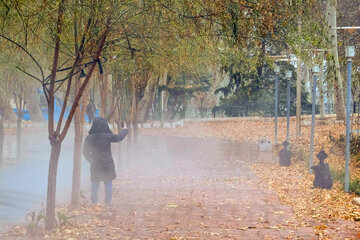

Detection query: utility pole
(309, 65), (319, 172)
(285, 70), (293, 142)
(344, 46), (355, 192)
(274, 65), (280, 145)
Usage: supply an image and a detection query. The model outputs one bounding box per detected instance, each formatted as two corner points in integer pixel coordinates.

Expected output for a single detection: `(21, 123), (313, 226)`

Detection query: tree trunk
(133, 91), (140, 142)
(0, 118), (4, 165)
(26, 86), (44, 122)
(319, 56), (325, 119)
(128, 81), (138, 142)
(163, 90), (170, 120)
(46, 0), (64, 229)
(16, 115), (21, 161)
(45, 141), (62, 230)
(4, 102), (16, 121)
(71, 110), (82, 208)
(137, 75), (159, 122)
(71, 76), (82, 208)
(71, 75), (89, 208)
(296, 60), (302, 137)
(45, 8), (109, 230)
(327, 0), (345, 120)
(100, 73), (109, 118)
(126, 121), (132, 143)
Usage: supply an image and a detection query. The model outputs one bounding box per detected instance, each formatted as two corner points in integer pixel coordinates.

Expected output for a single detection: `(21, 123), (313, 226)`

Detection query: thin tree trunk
(71, 75), (89, 208)
(126, 121), (132, 143)
(327, 0), (345, 120)
(45, 10), (110, 230)
(46, 0), (65, 230)
(100, 73), (108, 118)
(128, 81), (137, 141)
(133, 91), (140, 142)
(4, 102), (16, 121)
(71, 112), (82, 208)
(45, 142), (61, 230)
(137, 75), (159, 122)
(319, 55), (325, 119)
(296, 59), (302, 137)
(163, 91), (169, 120)
(71, 75), (82, 208)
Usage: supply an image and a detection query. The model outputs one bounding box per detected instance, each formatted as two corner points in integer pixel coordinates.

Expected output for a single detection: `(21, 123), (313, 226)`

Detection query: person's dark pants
(91, 181), (112, 204)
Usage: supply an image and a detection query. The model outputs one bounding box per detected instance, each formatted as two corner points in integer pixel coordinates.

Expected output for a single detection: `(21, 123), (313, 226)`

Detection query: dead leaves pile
(249, 162), (360, 222)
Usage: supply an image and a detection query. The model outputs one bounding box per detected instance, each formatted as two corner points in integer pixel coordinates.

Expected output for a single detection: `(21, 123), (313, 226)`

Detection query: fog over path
(109, 135), (318, 239)
(1, 132), (357, 238)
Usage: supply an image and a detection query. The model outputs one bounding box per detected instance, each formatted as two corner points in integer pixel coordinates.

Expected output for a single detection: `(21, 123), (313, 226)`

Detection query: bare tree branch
(0, 34), (45, 81)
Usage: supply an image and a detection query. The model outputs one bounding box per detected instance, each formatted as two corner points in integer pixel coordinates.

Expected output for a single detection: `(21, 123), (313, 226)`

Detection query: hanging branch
(60, 19), (111, 141)
(0, 34), (45, 81)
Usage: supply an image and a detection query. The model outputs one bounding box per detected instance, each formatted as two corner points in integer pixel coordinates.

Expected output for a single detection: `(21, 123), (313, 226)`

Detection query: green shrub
(330, 168), (360, 196)
(330, 168), (345, 183)
(25, 209), (46, 236)
(349, 179), (360, 196)
(351, 135), (360, 155)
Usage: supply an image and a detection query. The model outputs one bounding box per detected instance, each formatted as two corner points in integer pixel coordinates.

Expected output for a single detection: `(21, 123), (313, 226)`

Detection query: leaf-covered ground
(140, 116), (360, 238)
(2, 116), (360, 239)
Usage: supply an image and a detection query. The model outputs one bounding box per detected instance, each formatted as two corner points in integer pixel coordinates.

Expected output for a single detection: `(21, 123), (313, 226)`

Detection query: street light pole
(345, 46), (356, 192)
(285, 70), (292, 142)
(274, 65), (280, 146)
(309, 64), (320, 172)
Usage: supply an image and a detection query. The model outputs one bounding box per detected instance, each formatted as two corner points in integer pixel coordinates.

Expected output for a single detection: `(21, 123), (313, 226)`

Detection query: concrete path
(103, 135), (317, 239)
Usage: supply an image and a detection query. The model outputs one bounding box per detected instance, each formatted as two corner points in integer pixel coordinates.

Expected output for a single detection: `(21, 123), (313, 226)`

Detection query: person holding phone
(83, 117), (128, 205)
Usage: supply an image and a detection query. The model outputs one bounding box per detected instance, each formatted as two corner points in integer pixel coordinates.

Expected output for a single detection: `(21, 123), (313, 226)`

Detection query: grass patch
(331, 168), (360, 196)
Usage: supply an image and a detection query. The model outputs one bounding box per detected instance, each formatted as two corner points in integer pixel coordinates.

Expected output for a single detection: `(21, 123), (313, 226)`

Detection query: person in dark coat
(83, 117), (128, 204)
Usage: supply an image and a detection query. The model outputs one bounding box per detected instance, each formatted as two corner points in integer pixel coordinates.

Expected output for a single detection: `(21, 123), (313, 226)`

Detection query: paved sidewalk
(95, 135), (318, 239)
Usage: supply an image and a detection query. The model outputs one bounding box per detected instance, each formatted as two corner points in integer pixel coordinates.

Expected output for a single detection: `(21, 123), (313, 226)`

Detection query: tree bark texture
(327, 0), (345, 120)
(137, 75), (159, 122)
(45, 142), (61, 230)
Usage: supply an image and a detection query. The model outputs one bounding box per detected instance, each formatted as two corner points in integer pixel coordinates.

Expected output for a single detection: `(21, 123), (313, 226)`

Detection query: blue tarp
(13, 98), (98, 122)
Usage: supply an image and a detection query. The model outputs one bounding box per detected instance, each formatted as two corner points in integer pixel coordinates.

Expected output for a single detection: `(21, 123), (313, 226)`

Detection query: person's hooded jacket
(83, 117), (128, 182)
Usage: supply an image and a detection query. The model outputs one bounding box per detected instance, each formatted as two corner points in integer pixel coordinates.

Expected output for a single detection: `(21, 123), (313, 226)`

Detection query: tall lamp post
(285, 70), (292, 142)
(309, 64), (320, 172)
(345, 46), (356, 192)
(274, 65), (280, 146)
